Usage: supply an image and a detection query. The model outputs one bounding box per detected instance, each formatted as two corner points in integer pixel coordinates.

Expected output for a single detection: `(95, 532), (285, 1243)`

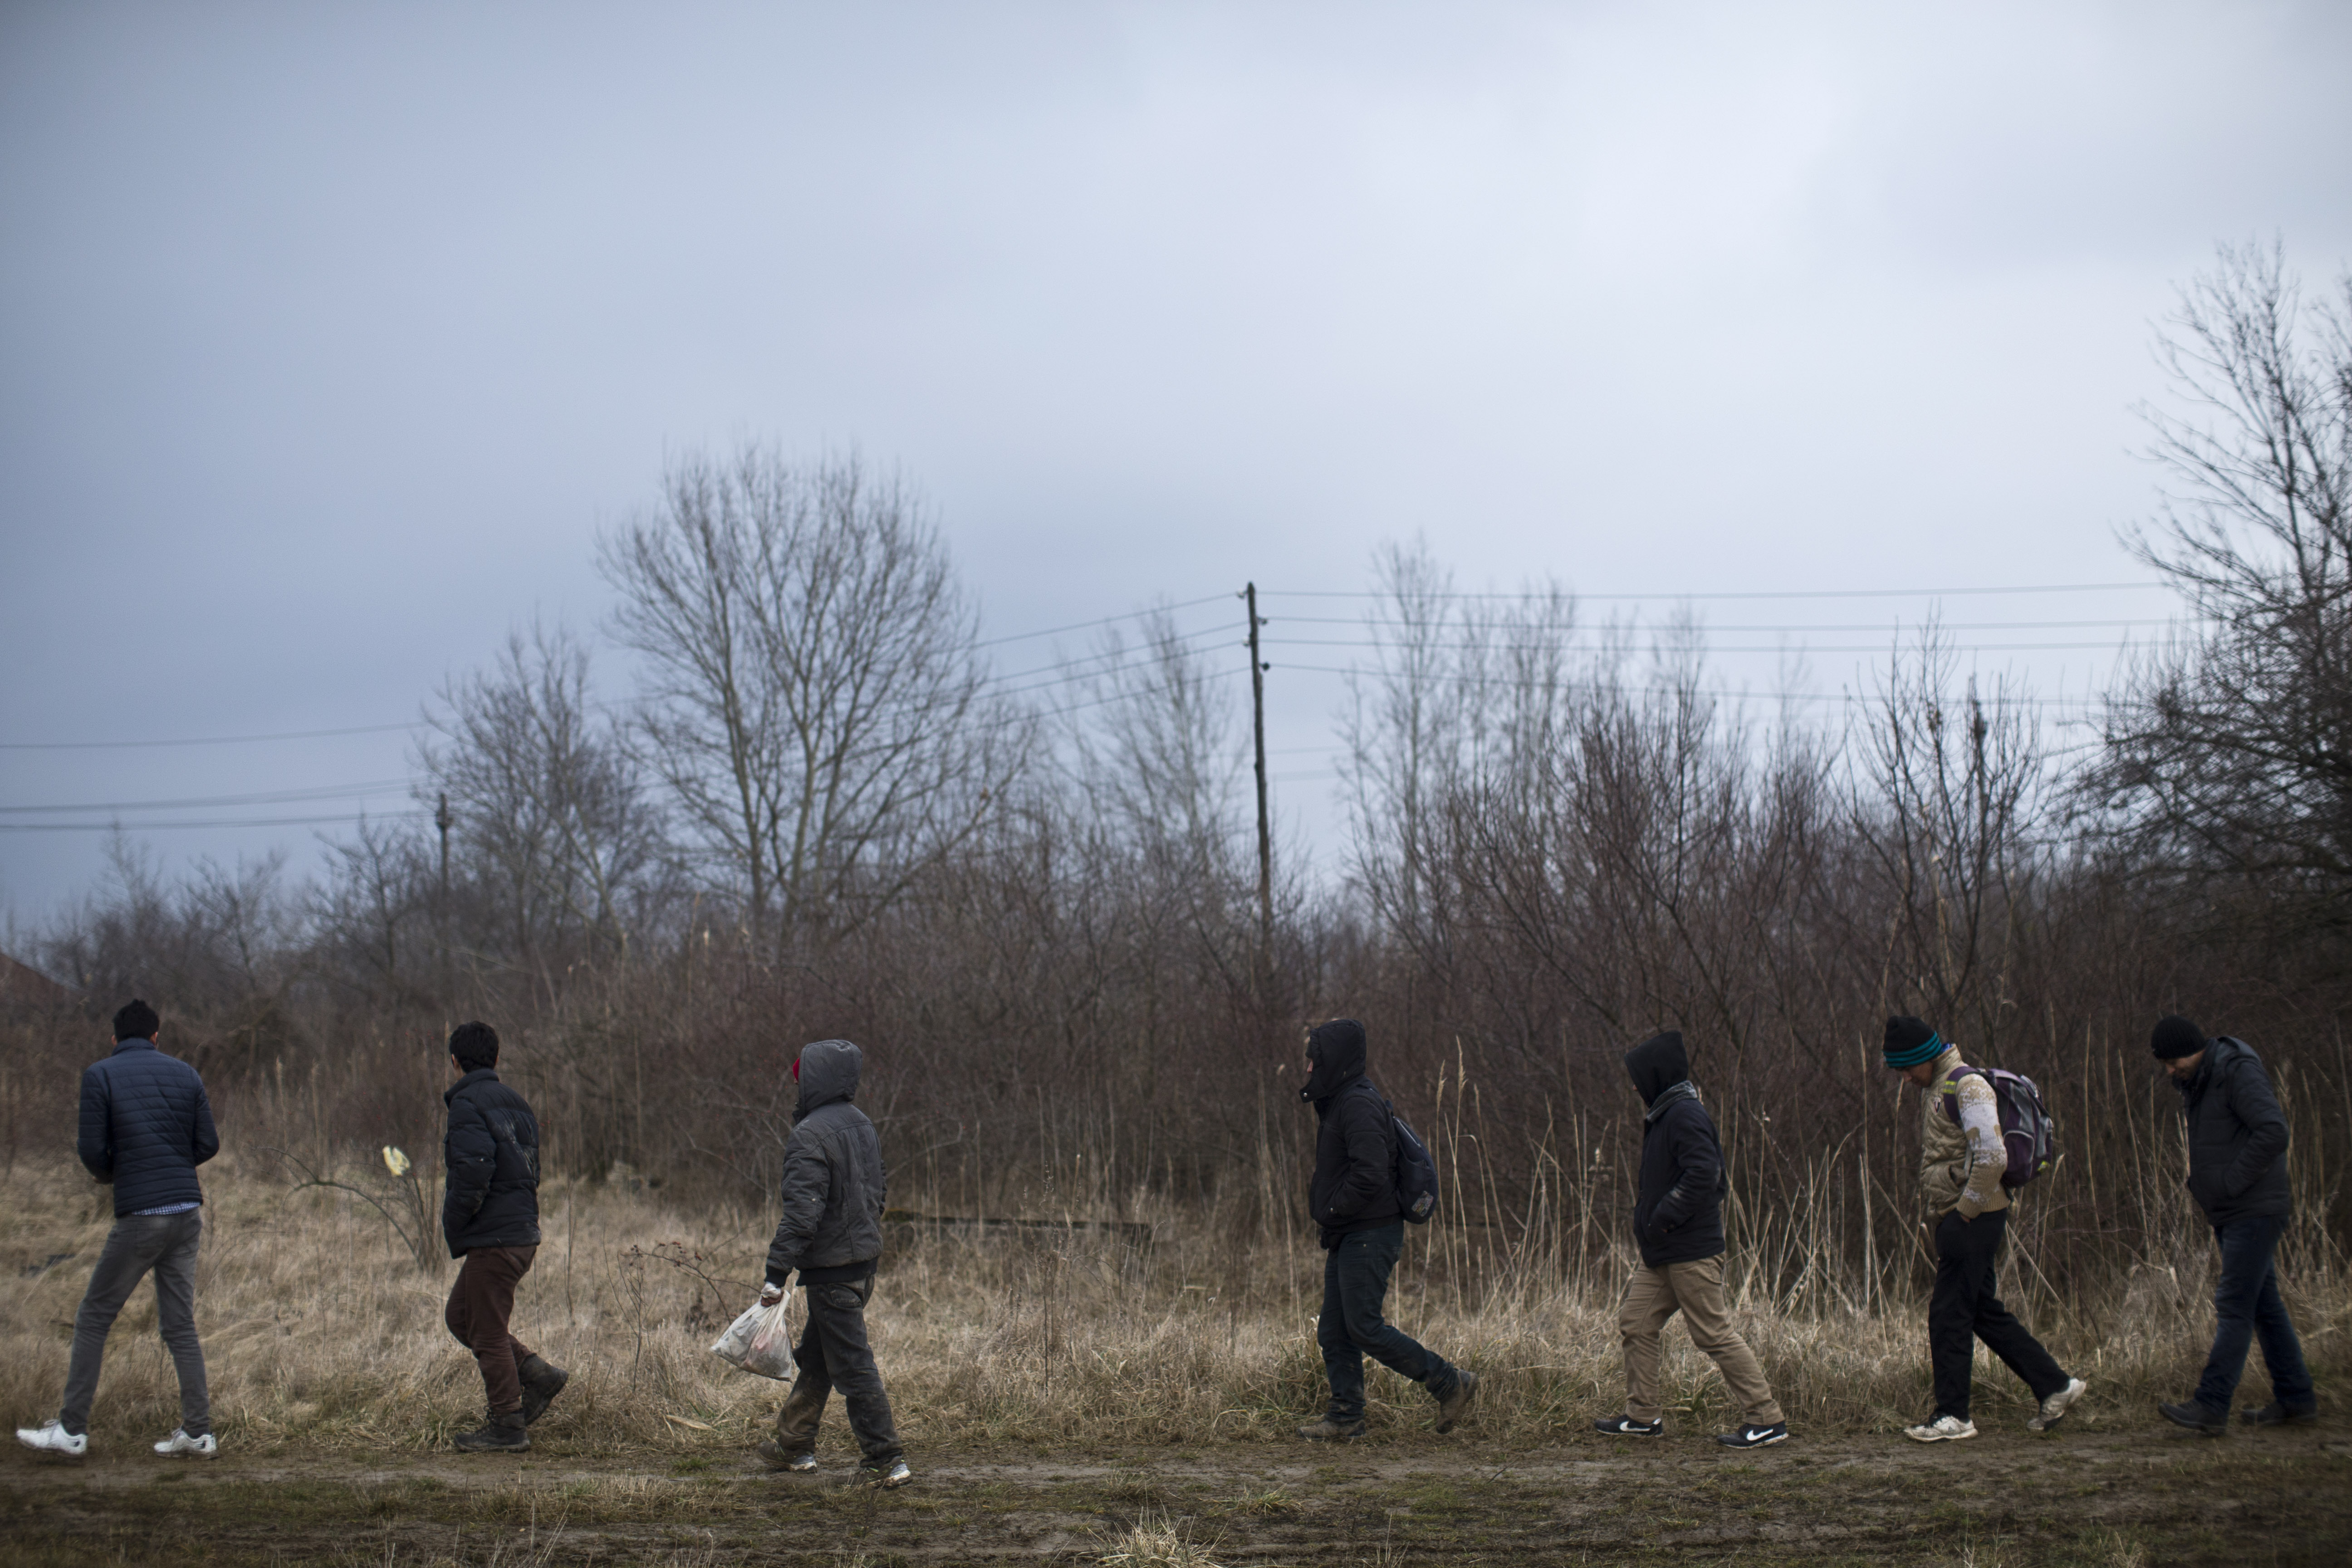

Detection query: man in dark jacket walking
(440, 1022), (566, 1453)
(754, 1039), (909, 1487)
(1296, 1019), (1476, 1441)
(18, 1000), (220, 1459)
(1594, 1031), (1788, 1448)
(2150, 1017), (2316, 1434)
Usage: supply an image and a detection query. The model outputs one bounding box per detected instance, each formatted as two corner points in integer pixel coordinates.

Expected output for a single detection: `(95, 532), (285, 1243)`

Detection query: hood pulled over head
(1301, 1018), (1367, 1104)
(1623, 1030), (1690, 1107)
(793, 1038), (862, 1121)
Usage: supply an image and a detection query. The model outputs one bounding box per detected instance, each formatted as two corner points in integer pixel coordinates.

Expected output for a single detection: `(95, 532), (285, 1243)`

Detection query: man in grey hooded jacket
(753, 1039), (908, 1486)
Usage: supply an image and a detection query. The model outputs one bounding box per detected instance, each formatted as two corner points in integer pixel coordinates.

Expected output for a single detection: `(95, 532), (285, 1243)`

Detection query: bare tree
(1852, 628), (2046, 1044)
(415, 622), (663, 982)
(599, 447), (1027, 951)
(2087, 241), (2352, 920)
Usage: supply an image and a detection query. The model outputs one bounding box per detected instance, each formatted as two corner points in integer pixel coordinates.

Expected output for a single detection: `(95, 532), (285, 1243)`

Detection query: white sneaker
(1904, 1415), (1978, 1443)
(2029, 1377), (2088, 1432)
(16, 1420), (88, 1457)
(154, 1429), (219, 1458)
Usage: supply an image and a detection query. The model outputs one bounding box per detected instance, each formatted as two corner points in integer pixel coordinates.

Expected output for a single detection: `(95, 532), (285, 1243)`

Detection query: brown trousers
(1617, 1254), (1784, 1426)
(446, 1245), (538, 1415)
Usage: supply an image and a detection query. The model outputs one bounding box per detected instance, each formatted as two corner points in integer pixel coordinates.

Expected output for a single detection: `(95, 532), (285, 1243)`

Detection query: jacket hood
(1301, 1018), (1367, 1104)
(1623, 1031), (1690, 1107)
(794, 1039), (862, 1121)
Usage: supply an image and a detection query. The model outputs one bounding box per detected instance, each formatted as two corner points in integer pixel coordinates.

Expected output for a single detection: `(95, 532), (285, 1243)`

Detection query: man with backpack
(2149, 1016), (2315, 1434)
(17, 1000), (219, 1460)
(1594, 1030), (1788, 1448)
(1295, 1018), (1476, 1441)
(441, 1021), (568, 1453)
(1885, 1015), (2086, 1443)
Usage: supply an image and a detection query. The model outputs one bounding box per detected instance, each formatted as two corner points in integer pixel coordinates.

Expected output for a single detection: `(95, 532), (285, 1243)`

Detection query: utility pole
(435, 791), (453, 978)
(1245, 583), (1273, 990)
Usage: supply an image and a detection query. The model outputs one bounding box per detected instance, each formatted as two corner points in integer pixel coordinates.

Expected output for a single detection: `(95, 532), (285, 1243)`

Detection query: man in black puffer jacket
(439, 1022), (564, 1453)
(1296, 1019), (1475, 1441)
(2150, 1017), (2316, 1434)
(17, 999), (220, 1460)
(754, 1039), (907, 1486)
(1595, 1030), (1788, 1449)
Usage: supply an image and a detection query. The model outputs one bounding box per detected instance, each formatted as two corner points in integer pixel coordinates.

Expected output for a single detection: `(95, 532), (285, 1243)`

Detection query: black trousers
(1930, 1210), (2068, 1421)
(772, 1274), (902, 1465)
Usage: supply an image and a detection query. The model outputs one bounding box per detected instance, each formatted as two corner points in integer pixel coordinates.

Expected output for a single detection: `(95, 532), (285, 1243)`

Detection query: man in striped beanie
(1885, 1015), (2085, 1443)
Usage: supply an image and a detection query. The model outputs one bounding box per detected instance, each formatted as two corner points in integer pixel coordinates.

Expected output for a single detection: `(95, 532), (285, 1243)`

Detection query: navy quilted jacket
(77, 1039), (220, 1217)
(441, 1068), (542, 1257)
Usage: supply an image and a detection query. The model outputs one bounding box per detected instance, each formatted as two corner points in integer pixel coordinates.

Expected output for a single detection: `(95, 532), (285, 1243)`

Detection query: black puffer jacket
(764, 1039), (888, 1287)
(2176, 1035), (2291, 1225)
(441, 1069), (542, 1257)
(77, 1039), (220, 1218)
(1303, 1019), (1401, 1247)
(1626, 1031), (1728, 1268)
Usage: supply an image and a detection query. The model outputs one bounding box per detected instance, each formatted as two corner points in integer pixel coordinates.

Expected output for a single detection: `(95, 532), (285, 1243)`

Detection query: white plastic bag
(710, 1297), (795, 1379)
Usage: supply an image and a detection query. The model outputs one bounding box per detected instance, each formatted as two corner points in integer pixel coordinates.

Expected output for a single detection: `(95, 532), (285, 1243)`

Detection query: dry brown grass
(3, 1154), (2340, 1457)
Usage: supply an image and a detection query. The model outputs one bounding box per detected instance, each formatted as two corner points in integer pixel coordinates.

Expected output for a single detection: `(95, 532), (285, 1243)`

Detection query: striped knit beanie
(1883, 1015), (1944, 1069)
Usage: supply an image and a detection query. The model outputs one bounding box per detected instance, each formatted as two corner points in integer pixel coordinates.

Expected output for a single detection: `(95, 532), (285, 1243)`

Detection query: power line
(1267, 616), (2198, 633)
(973, 593), (1233, 649)
(0, 721), (422, 752)
(0, 779), (416, 816)
(1260, 582), (2170, 602)
(0, 810), (432, 833)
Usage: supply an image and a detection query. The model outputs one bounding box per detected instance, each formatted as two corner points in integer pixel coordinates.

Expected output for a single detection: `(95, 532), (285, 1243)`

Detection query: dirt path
(4, 1421), (2348, 1565)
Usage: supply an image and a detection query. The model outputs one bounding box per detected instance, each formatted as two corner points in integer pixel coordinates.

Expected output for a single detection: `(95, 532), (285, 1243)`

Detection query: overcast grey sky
(4, 0), (2349, 927)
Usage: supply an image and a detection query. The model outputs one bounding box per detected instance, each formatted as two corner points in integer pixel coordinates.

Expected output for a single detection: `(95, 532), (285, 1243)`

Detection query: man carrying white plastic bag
(739, 1038), (908, 1486)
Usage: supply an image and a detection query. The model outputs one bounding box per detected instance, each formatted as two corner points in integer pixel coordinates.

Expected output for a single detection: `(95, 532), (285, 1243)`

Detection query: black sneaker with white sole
(1715, 1422), (1789, 1449)
(1593, 1415), (1664, 1437)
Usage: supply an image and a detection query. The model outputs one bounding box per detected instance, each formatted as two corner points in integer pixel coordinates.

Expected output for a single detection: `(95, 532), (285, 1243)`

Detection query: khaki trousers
(1617, 1255), (1784, 1426)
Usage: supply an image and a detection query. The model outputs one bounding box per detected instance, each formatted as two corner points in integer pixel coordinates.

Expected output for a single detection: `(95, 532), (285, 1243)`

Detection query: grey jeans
(61, 1209), (209, 1438)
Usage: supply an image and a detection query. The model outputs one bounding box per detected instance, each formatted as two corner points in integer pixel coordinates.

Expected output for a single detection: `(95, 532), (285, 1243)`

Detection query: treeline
(8, 245), (2350, 1309)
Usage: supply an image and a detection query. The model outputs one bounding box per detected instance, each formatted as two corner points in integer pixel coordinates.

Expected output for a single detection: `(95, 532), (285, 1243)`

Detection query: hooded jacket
(764, 1039), (888, 1287)
(77, 1038), (220, 1218)
(1303, 1019), (1401, 1246)
(2175, 1035), (2291, 1225)
(1624, 1031), (1727, 1268)
(441, 1068), (542, 1256)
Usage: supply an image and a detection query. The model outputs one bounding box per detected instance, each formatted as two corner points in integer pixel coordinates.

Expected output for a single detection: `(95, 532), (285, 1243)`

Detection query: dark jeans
(2193, 1214), (2314, 1413)
(1318, 1222), (1457, 1421)
(773, 1274), (902, 1465)
(1929, 1209), (2068, 1421)
(446, 1245), (537, 1416)
(60, 1210), (209, 1438)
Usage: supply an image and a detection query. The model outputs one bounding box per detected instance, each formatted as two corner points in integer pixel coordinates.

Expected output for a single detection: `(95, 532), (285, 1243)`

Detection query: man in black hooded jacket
(753, 1039), (909, 1486)
(1594, 1030), (1788, 1448)
(1296, 1019), (1477, 1440)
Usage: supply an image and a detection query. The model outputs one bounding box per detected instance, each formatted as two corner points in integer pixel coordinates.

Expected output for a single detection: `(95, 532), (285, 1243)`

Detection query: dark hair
(448, 1021), (500, 1071)
(113, 998), (159, 1041)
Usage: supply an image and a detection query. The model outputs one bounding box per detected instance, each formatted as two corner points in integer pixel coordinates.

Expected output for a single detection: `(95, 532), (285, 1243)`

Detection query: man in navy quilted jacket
(16, 999), (220, 1460)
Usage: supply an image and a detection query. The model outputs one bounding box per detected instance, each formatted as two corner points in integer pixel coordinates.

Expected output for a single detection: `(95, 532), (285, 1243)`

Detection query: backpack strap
(1937, 1064), (1985, 1124)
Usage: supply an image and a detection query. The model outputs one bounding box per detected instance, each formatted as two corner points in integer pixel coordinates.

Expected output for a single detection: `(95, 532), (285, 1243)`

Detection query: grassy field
(2, 1160), (2344, 1564)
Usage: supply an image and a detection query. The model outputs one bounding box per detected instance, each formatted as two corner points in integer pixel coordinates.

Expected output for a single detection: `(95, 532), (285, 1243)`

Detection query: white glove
(758, 1282), (785, 1307)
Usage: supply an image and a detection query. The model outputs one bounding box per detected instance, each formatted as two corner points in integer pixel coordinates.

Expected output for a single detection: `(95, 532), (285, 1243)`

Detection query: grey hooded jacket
(763, 1039), (888, 1288)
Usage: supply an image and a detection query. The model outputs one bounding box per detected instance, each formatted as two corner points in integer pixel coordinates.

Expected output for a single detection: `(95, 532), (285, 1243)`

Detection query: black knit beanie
(1883, 1014), (1941, 1068)
(113, 997), (158, 1041)
(2150, 1015), (2206, 1061)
